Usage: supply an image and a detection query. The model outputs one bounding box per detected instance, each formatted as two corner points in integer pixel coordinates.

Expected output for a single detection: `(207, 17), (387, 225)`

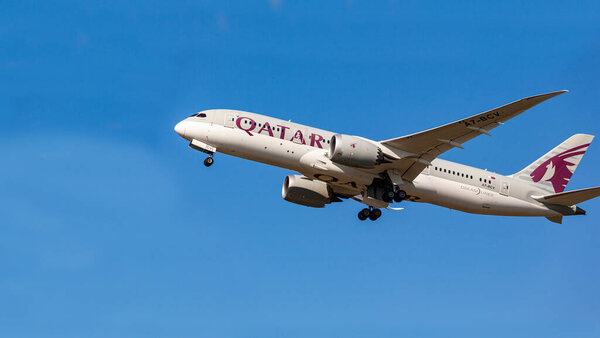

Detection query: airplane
(174, 90), (600, 223)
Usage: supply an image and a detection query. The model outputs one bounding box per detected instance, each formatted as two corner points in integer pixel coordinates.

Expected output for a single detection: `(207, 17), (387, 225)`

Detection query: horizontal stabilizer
(533, 186), (600, 206)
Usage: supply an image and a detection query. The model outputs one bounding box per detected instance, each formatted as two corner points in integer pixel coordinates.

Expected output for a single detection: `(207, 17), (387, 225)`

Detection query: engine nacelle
(329, 134), (383, 169)
(282, 175), (332, 208)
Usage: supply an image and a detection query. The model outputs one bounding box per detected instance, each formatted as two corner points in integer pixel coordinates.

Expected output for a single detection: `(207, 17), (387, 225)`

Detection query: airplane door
(500, 181), (510, 196)
(224, 113), (235, 128)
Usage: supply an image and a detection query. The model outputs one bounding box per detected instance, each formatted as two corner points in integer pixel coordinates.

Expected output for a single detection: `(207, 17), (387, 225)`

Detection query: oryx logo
(530, 143), (590, 193)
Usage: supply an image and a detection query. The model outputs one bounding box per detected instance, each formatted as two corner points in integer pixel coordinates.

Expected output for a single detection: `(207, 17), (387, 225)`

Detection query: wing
(532, 186), (600, 206)
(380, 90), (567, 181)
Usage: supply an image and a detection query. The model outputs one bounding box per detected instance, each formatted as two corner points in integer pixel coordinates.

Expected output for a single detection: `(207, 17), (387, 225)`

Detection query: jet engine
(329, 134), (384, 169)
(282, 175), (333, 208)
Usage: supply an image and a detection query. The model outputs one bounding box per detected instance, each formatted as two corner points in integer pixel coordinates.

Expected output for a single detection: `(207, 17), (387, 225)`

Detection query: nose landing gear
(188, 139), (216, 167)
(358, 207), (382, 221)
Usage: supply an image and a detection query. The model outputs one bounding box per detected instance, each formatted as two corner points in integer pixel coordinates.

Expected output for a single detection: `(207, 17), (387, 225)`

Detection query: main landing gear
(203, 156), (214, 167)
(382, 189), (407, 203)
(394, 189), (407, 202)
(358, 207), (382, 221)
(357, 189), (407, 222)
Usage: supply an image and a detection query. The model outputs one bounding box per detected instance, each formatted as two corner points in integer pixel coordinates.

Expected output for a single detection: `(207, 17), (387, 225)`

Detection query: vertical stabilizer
(511, 134), (594, 193)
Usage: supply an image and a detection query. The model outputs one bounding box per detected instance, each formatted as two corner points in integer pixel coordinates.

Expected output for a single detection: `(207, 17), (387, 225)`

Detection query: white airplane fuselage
(175, 109), (574, 219)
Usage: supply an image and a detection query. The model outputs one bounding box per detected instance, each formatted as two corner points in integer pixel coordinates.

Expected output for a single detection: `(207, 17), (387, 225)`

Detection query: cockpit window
(189, 113), (207, 118)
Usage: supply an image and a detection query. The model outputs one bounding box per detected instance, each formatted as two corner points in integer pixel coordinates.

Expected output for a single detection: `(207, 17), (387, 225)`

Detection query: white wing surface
(380, 90), (567, 181)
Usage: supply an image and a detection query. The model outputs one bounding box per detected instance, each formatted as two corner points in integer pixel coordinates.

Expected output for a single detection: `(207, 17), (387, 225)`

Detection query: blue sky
(1, 1), (600, 337)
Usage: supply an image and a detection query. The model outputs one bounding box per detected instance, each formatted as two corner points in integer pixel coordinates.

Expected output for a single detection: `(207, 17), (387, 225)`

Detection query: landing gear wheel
(394, 190), (407, 202)
(369, 208), (382, 221)
(204, 157), (214, 167)
(358, 208), (370, 221)
(382, 190), (395, 202)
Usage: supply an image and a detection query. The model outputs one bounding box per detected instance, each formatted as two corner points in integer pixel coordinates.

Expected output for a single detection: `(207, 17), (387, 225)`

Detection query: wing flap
(545, 216), (563, 224)
(532, 186), (600, 206)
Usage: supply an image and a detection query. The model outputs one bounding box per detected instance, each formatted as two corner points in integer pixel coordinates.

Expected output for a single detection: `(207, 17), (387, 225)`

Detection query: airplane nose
(174, 121), (186, 137)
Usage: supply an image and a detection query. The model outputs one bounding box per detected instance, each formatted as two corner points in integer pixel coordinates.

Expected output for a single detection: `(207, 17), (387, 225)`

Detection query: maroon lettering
(277, 125), (289, 139)
(310, 133), (324, 148)
(257, 122), (274, 137)
(290, 130), (306, 144)
(236, 117), (256, 136)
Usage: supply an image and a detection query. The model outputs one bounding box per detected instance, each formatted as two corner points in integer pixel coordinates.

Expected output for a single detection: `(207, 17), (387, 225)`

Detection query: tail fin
(511, 134), (594, 193)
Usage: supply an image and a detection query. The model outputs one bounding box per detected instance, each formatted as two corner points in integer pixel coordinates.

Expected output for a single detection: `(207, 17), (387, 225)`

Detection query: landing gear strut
(358, 207), (382, 221)
(203, 156), (214, 167)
